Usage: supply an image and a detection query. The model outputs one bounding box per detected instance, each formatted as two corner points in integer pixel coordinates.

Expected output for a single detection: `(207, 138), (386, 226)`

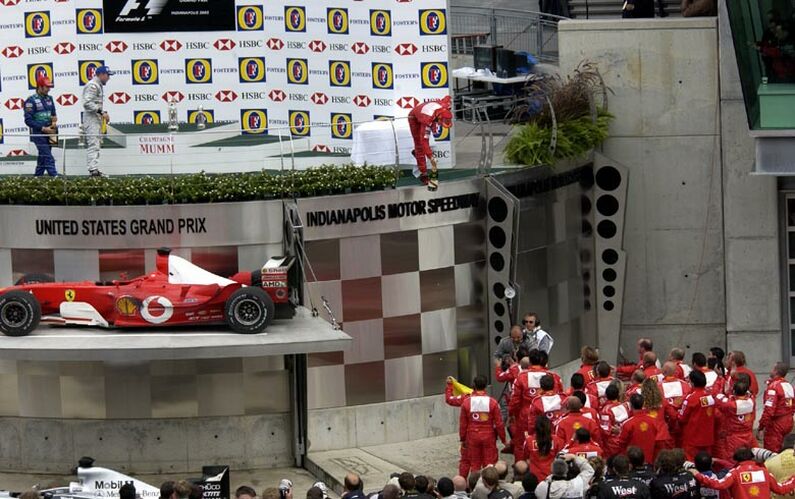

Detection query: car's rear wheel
(224, 287), (274, 334)
(0, 291), (41, 337)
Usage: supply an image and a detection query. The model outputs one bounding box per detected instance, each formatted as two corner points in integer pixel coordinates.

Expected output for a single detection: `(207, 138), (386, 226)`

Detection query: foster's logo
(76, 9), (102, 34)
(284, 6), (306, 32)
(132, 59), (159, 85)
(25, 11), (50, 38)
(185, 58), (212, 84)
(237, 5), (263, 31)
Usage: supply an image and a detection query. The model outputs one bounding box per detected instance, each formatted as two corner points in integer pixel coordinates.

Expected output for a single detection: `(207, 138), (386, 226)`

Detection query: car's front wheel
(0, 291), (41, 337)
(224, 287), (274, 334)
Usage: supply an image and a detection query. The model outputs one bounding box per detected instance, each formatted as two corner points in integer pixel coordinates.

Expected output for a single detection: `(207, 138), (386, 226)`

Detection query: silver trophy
(168, 99), (179, 132)
(195, 105), (207, 130)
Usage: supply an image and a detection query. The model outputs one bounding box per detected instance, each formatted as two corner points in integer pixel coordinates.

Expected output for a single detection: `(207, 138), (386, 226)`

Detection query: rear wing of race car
(229, 256), (296, 305)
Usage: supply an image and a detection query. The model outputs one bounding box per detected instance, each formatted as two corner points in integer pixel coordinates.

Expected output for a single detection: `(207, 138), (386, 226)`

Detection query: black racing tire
(0, 291), (41, 337)
(224, 287), (274, 334)
(14, 273), (54, 285)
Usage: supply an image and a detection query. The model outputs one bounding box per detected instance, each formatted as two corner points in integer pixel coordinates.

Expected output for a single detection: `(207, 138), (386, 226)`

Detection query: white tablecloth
(350, 119), (434, 167)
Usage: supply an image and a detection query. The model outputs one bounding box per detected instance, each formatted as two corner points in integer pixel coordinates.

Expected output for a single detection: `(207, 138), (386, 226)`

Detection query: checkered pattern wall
(304, 221), (490, 409)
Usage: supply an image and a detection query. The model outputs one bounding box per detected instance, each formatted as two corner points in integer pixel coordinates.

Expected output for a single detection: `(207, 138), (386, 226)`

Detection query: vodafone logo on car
(352, 42), (369, 54)
(106, 41), (127, 53)
(4, 98), (23, 110)
(311, 92), (328, 105)
(109, 92), (130, 104)
(268, 89), (286, 102)
(56, 94), (78, 106)
(353, 95), (371, 107)
(215, 90), (238, 102)
(160, 40), (182, 52)
(141, 296), (174, 324)
(2, 46), (22, 58)
(266, 38), (284, 50)
(396, 43), (417, 56)
(214, 38), (236, 51)
(397, 97), (420, 109)
(309, 40), (326, 52)
(53, 42), (75, 55)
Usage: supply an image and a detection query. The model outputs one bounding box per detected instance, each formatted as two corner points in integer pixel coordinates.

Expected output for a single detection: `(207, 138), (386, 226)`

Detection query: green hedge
(0, 165), (399, 206)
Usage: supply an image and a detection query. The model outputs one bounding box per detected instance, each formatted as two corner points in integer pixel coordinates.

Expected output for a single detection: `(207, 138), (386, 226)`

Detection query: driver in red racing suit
(408, 96), (452, 185)
(445, 376), (471, 476)
(459, 374), (506, 473)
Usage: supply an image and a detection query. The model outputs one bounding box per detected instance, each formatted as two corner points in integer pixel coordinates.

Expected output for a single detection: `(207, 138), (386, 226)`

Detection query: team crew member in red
(759, 362), (795, 453)
(599, 383), (630, 456)
(658, 362), (691, 411)
(640, 378), (675, 458)
(615, 394), (657, 464)
(712, 380), (757, 461)
(565, 373), (599, 410)
(576, 346), (599, 384)
(624, 370), (646, 399)
(526, 375), (564, 444)
(692, 352), (724, 395)
(524, 416), (565, 483)
(640, 352), (662, 382)
(727, 351), (759, 397)
(459, 375), (506, 472)
(555, 397), (602, 445)
(445, 377), (471, 476)
(668, 348), (692, 380)
(616, 338), (656, 380)
(407, 96), (453, 185)
(678, 369), (716, 460)
(509, 350), (560, 444)
(563, 428), (604, 459)
(691, 447), (795, 499)
(587, 361), (616, 408)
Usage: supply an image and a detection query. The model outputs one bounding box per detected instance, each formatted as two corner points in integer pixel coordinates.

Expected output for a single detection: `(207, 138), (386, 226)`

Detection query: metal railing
(449, 6), (568, 62)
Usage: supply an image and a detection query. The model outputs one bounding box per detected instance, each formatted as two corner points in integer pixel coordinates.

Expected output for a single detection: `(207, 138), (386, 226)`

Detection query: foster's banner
(0, 0), (451, 165)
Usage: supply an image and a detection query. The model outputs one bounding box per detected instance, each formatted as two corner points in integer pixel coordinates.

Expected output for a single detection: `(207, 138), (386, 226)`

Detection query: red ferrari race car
(0, 248), (295, 337)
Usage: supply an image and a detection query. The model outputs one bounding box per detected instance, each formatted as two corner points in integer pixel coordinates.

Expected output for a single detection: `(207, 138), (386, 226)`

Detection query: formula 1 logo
(284, 6), (305, 32)
(372, 63), (394, 90)
(396, 43), (417, 56)
(106, 41), (127, 53)
(287, 58), (308, 85)
(25, 11), (50, 38)
(239, 57), (266, 83)
(268, 89), (285, 102)
(188, 109), (214, 125)
(432, 121), (450, 141)
(134, 110), (161, 125)
(215, 90), (237, 102)
(76, 9), (102, 34)
(160, 39), (182, 52)
(237, 5), (263, 31)
(27, 63), (53, 90)
(109, 92), (130, 104)
(421, 62), (449, 88)
(240, 109), (268, 135)
(185, 58), (212, 84)
(56, 94), (77, 106)
(214, 39), (236, 51)
(370, 9), (391, 36)
(327, 8), (348, 34)
(2, 46), (22, 58)
(311, 92), (328, 105)
(132, 59), (159, 85)
(119, 0), (167, 17)
(329, 61), (351, 87)
(289, 110), (310, 137)
(330, 113), (352, 140)
(4, 98), (24, 110)
(79, 60), (104, 86)
(353, 95), (371, 107)
(419, 9), (447, 35)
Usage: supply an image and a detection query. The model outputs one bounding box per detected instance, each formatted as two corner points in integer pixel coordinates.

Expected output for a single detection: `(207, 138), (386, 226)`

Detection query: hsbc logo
(353, 95), (371, 107)
(332, 96), (351, 104)
(132, 42), (157, 51)
(160, 40), (182, 52)
(239, 40), (262, 48)
(330, 43), (349, 52)
(287, 41), (306, 50)
(396, 43), (417, 55)
(0, 0), (21, 5)
(269, 89), (286, 102)
(397, 97), (419, 109)
(162, 91), (184, 103)
(134, 94), (158, 102)
(106, 41), (127, 53)
(56, 94), (77, 106)
(313, 145), (330, 153)
(185, 41), (209, 50)
(7, 150), (26, 157)
(241, 91), (267, 100)
(215, 39), (236, 51)
(266, 38), (283, 50)
(2, 46), (22, 58)
(28, 46), (50, 55)
(187, 93), (212, 100)
(215, 90), (238, 102)
(422, 45), (447, 53)
(78, 43), (102, 51)
(289, 93), (308, 102)
(311, 92), (328, 105)
(309, 40), (326, 52)
(352, 42), (369, 54)
(109, 92), (130, 104)
(375, 98), (393, 106)
(4, 98), (23, 110)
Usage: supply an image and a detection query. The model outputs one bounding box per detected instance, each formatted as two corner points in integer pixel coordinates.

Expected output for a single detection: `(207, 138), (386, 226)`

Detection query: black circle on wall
(584, 285), (591, 297)
(603, 285), (616, 297)
(488, 197), (508, 223)
(596, 166), (621, 191)
(489, 226), (507, 249)
(495, 320), (504, 333)
(494, 302), (505, 316)
(493, 282), (505, 299)
(581, 195), (592, 215)
(604, 300), (615, 311)
(603, 268), (617, 282)
(596, 194), (619, 216)
(581, 220), (593, 237)
(602, 249), (619, 265)
(490, 252), (505, 272)
(583, 270), (591, 280)
(597, 220), (617, 239)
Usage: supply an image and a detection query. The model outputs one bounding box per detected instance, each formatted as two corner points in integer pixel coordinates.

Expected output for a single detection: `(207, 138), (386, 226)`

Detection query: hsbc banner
(0, 0), (452, 167)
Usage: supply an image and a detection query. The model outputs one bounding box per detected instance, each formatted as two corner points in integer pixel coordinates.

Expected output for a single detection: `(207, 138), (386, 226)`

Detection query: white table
(350, 119), (434, 167)
(453, 72), (541, 85)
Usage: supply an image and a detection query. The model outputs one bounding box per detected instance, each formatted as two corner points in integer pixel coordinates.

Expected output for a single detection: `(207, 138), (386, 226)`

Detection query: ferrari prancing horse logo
(65, 289), (75, 302)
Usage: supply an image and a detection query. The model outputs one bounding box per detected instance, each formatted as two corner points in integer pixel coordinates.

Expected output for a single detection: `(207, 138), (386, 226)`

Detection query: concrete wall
(559, 17), (783, 373)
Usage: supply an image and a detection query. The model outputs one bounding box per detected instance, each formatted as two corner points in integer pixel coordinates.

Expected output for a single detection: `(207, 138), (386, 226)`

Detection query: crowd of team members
(445, 336), (795, 498)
